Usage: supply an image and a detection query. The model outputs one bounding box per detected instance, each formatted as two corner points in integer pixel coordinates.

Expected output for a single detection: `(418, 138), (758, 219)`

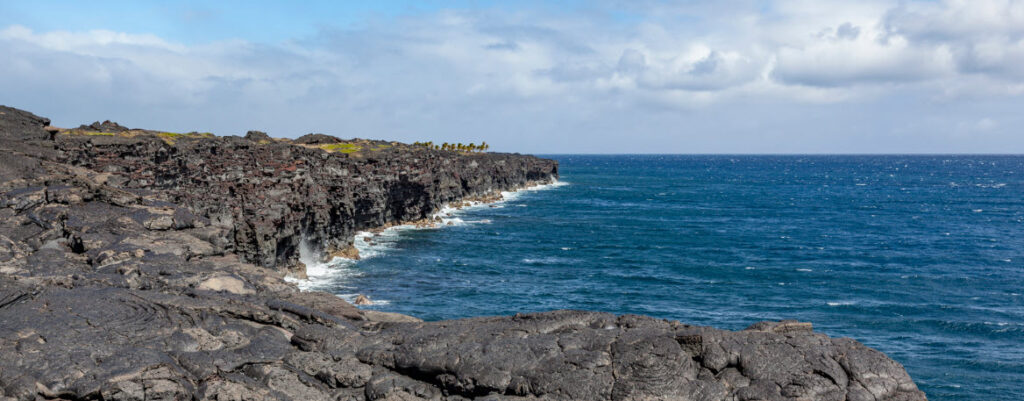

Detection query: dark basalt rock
(53, 125), (557, 270)
(0, 105), (926, 401)
(246, 130), (273, 142)
(78, 119), (132, 133)
(0, 105), (50, 141)
(294, 133), (343, 144)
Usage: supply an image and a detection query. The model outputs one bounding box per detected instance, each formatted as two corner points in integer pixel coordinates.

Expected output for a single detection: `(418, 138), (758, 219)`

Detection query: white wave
(827, 301), (857, 306)
(975, 183), (1007, 188)
(431, 177), (564, 225)
(522, 256), (571, 265)
(501, 179), (568, 202)
(290, 177), (566, 292)
(285, 234), (386, 291)
(353, 231), (394, 260)
(796, 268), (813, 272)
(289, 257), (361, 292)
(297, 239), (320, 269)
(286, 239), (357, 291)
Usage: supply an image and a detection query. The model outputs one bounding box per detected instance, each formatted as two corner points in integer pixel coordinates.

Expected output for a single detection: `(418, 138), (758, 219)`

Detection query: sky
(1, 0), (1023, 153)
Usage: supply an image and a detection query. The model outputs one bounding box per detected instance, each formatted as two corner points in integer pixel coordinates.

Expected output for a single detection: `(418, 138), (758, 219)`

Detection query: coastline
(291, 178), (568, 298)
(0, 106), (927, 401)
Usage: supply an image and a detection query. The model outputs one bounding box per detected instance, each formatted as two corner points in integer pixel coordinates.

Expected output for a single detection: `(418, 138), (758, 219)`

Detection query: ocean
(297, 155), (1024, 401)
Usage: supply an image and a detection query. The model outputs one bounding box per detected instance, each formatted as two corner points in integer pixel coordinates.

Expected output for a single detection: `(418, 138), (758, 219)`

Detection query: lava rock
(246, 130), (273, 142)
(294, 133), (343, 144)
(0, 105), (926, 401)
(77, 120), (132, 133)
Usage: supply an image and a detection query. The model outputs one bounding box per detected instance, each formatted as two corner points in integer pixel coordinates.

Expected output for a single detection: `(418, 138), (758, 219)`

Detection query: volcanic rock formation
(0, 106), (926, 401)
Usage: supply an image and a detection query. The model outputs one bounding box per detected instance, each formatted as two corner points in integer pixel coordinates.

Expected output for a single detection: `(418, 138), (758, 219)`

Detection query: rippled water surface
(306, 155), (1024, 401)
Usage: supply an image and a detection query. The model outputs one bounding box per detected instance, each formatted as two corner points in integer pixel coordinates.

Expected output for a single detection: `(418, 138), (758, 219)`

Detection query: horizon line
(533, 153), (1024, 156)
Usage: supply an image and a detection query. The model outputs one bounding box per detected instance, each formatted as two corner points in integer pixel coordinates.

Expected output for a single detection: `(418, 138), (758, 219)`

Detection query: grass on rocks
(61, 129), (216, 145)
(319, 143), (362, 153)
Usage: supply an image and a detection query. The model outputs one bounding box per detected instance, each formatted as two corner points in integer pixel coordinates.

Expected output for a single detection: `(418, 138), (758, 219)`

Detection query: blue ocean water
(312, 155), (1024, 401)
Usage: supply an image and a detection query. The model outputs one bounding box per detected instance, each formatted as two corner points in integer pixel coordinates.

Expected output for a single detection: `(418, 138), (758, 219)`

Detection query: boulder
(353, 294), (372, 305)
(77, 120), (131, 133)
(294, 133), (342, 144)
(245, 130), (272, 142)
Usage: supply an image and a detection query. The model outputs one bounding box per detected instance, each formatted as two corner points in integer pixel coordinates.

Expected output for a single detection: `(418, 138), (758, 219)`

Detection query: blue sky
(3, 1), (533, 43)
(2, 0), (1023, 153)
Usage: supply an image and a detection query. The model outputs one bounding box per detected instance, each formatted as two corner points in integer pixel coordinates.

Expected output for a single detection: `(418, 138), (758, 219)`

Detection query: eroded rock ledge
(0, 106), (926, 401)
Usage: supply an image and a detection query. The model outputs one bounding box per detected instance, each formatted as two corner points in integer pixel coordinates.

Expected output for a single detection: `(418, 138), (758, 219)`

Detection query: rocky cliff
(0, 106), (926, 401)
(52, 120), (556, 271)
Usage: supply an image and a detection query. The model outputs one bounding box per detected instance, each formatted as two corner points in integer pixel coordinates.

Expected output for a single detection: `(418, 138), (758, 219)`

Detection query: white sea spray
(287, 178), (568, 295)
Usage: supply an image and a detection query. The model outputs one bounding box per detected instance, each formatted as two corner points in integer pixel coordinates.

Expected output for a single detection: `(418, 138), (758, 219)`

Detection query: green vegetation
(60, 129), (217, 145)
(320, 143), (362, 153)
(158, 131), (215, 144)
(158, 132), (184, 144)
(60, 130), (117, 136)
(413, 141), (490, 153)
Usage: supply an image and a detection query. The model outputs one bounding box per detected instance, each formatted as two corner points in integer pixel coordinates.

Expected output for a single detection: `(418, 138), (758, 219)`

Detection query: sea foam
(288, 178), (568, 293)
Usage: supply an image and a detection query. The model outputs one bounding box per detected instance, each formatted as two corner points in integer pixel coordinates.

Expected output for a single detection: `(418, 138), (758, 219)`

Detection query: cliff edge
(0, 106), (925, 401)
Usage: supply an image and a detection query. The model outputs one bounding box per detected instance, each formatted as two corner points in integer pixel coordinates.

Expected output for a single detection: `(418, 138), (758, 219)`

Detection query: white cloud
(0, 25), (182, 51)
(884, 0), (1024, 80)
(884, 0), (1024, 40)
(1, 0), (1023, 152)
(773, 25), (956, 86)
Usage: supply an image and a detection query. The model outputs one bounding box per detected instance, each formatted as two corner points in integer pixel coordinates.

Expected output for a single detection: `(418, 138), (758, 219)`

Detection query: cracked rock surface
(0, 106), (926, 400)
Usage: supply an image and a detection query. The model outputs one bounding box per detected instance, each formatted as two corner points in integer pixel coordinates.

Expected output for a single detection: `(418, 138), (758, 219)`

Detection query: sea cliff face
(0, 106), (925, 401)
(53, 122), (557, 271)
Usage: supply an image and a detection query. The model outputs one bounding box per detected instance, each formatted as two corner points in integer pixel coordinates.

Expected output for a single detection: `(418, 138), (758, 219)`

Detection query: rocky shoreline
(326, 182), (556, 265)
(0, 106), (926, 401)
